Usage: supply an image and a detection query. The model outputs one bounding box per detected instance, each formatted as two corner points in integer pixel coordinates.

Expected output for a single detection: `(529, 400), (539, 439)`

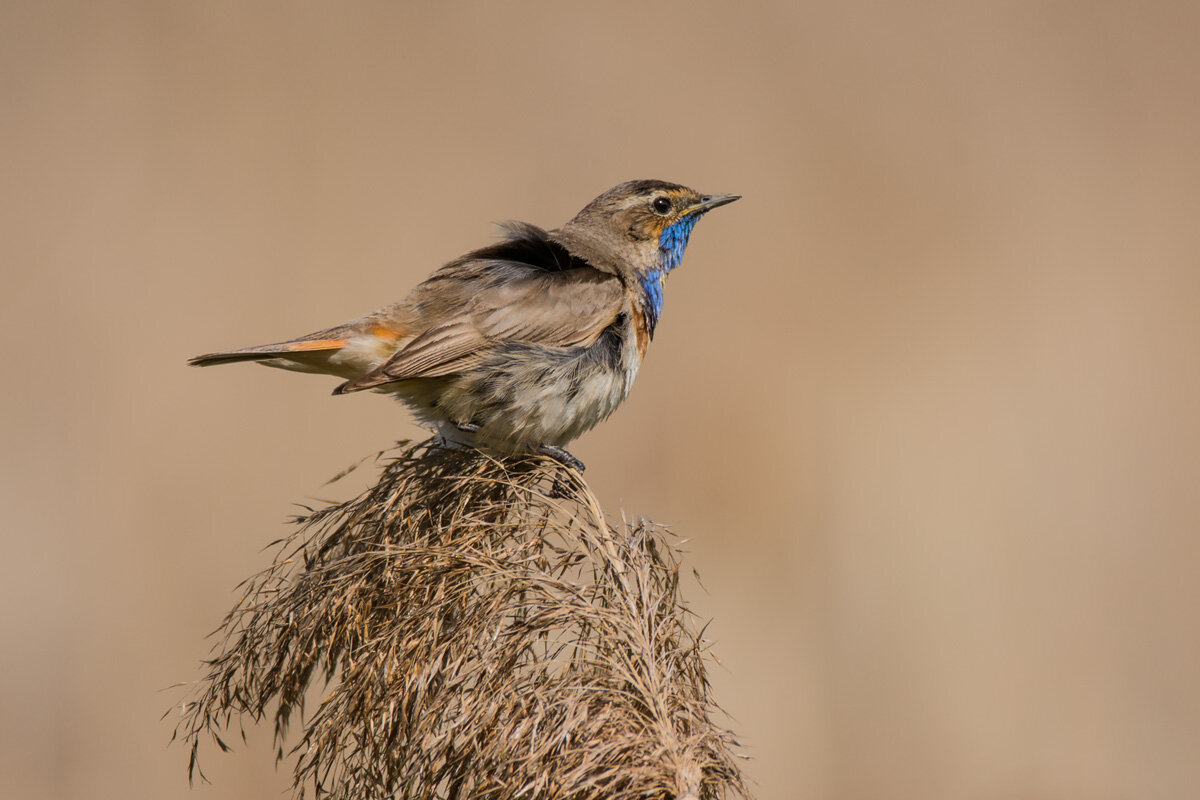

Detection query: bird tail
(188, 338), (348, 368)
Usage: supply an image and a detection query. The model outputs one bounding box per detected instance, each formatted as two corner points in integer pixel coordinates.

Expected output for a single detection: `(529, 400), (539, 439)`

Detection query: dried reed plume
(175, 438), (749, 800)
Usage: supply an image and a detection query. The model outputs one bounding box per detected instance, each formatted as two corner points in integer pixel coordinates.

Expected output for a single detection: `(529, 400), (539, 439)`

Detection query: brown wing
(333, 267), (624, 394)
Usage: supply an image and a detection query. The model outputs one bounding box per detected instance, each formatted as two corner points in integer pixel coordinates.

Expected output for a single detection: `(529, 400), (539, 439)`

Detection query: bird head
(554, 180), (740, 278)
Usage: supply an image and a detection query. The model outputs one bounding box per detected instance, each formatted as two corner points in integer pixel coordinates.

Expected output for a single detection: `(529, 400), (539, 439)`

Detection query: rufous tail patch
(283, 339), (348, 352)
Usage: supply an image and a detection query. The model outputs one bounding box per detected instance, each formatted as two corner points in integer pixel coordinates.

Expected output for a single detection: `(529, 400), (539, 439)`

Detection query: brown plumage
(190, 180), (739, 462)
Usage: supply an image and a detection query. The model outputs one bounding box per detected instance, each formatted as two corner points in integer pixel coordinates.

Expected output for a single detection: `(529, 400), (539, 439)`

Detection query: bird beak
(684, 193), (741, 216)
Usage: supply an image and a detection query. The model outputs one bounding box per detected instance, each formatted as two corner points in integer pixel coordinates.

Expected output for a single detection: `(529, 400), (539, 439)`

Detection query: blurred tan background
(3, 1), (1200, 798)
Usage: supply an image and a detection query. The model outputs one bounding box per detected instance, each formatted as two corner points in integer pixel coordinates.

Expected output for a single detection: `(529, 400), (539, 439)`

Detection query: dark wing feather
(482, 222), (577, 272)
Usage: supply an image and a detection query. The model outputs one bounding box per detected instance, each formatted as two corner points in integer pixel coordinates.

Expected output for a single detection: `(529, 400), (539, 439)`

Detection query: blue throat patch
(639, 216), (698, 339)
(659, 215), (698, 272)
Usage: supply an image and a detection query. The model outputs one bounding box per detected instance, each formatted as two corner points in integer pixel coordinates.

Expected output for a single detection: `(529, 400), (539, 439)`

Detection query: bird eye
(651, 196), (672, 215)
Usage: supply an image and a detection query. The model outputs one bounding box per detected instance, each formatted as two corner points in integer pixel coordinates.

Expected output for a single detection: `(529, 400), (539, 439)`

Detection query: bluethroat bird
(190, 180), (739, 471)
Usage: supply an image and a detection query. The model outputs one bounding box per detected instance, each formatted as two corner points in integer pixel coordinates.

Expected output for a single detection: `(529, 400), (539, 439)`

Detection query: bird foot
(532, 446), (585, 498)
(432, 421), (481, 452)
(432, 435), (475, 455)
(536, 445), (585, 473)
(454, 424), (585, 473)
(440, 425), (584, 495)
(540, 443), (585, 494)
